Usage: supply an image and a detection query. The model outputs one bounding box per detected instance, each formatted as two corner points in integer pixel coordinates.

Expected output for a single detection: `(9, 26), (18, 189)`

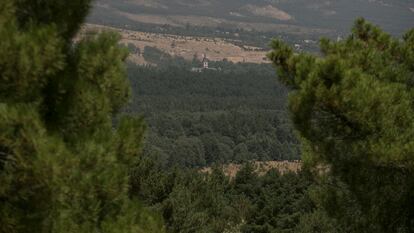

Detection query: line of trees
(131, 158), (315, 233)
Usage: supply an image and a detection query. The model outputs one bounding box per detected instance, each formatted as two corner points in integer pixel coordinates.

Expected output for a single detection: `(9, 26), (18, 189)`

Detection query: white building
(191, 54), (220, 72)
(202, 54), (209, 69)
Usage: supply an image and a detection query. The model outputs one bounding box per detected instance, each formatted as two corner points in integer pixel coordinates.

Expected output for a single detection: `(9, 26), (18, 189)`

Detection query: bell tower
(202, 54), (209, 69)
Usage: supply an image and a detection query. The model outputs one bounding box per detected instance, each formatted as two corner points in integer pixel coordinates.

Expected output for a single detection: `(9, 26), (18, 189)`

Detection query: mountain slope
(90, 0), (414, 36)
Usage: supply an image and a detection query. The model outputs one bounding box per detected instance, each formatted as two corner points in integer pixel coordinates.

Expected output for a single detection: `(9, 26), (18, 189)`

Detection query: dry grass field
(200, 161), (302, 178)
(80, 24), (272, 65)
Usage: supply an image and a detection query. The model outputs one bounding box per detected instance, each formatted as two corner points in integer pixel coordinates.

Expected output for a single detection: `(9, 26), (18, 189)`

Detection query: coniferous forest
(124, 50), (300, 168)
(1, 1), (414, 233)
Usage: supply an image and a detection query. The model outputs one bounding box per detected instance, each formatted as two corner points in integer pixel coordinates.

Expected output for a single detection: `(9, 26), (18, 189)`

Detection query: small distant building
(191, 54), (220, 72)
(202, 54), (209, 69)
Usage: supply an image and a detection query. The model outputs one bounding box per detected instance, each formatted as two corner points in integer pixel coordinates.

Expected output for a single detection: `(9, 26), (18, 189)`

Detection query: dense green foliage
(3, 1), (412, 231)
(269, 18), (414, 232)
(131, 158), (314, 233)
(123, 50), (300, 167)
(0, 1), (164, 232)
(121, 46), (314, 233)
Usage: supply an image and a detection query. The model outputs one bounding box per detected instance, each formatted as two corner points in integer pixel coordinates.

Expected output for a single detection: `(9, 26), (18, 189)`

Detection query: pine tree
(268, 18), (414, 232)
(0, 1), (165, 232)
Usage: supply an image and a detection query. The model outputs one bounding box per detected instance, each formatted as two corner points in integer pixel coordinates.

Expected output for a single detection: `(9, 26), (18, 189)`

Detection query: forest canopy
(124, 50), (300, 167)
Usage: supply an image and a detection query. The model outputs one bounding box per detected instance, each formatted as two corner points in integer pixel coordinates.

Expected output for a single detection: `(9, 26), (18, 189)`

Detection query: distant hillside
(89, 0), (414, 37)
(79, 24), (270, 64)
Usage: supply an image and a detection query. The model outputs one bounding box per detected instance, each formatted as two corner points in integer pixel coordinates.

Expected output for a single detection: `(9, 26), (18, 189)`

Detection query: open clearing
(81, 24), (271, 65)
(200, 161), (302, 178)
